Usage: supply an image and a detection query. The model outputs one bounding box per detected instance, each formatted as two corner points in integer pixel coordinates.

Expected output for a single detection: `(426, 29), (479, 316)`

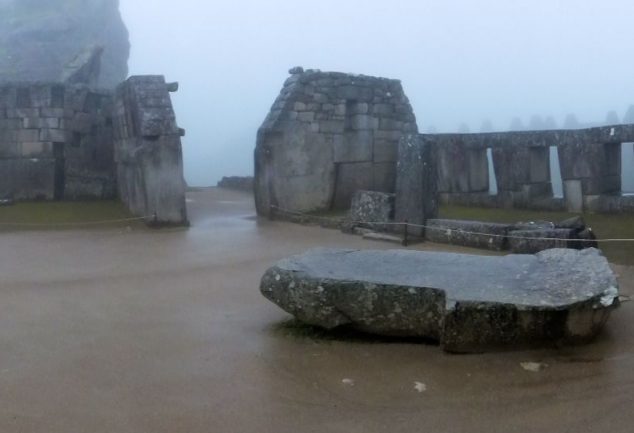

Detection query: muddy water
(0, 188), (632, 433)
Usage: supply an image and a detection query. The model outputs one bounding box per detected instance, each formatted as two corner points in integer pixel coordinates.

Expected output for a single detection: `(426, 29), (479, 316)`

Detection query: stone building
(0, 76), (188, 225)
(255, 67), (418, 217)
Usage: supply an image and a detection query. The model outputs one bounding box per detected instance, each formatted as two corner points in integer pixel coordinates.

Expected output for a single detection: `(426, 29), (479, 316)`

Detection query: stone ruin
(432, 127), (634, 213)
(255, 68), (634, 225)
(254, 67), (418, 217)
(0, 70), (187, 225)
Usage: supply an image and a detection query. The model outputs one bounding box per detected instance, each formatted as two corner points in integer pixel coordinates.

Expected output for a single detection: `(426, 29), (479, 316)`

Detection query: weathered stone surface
(394, 134), (438, 236)
(113, 76), (188, 225)
(261, 248), (619, 353)
(0, 82), (116, 201)
(425, 219), (509, 251)
(0, 0), (129, 88)
(255, 68), (417, 217)
(348, 190), (394, 231)
(508, 229), (576, 254)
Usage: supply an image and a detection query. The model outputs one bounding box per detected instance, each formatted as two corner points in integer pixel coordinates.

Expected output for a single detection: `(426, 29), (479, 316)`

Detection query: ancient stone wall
(113, 76), (188, 225)
(255, 68), (418, 217)
(0, 82), (116, 200)
(427, 125), (634, 213)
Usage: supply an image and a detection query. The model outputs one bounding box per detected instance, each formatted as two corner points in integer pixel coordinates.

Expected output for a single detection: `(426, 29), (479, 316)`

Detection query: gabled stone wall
(255, 68), (418, 216)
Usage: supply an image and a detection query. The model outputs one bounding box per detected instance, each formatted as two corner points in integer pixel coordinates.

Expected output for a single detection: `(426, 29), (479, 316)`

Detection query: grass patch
(0, 200), (142, 231)
(440, 205), (634, 266)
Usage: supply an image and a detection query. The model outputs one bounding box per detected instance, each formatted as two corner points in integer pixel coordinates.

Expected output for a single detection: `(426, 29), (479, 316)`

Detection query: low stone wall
(424, 217), (598, 253)
(427, 125), (634, 213)
(113, 76), (188, 225)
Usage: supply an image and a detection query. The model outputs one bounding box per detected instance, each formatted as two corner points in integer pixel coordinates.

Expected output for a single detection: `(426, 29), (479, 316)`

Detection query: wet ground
(1, 188), (632, 433)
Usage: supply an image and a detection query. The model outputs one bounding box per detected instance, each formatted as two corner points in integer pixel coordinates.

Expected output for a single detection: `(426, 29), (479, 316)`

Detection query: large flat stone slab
(260, 248), (619, 352)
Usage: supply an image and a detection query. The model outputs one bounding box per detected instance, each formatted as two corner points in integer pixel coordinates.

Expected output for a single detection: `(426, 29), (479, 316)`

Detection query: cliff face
(0, 0), (129, 88)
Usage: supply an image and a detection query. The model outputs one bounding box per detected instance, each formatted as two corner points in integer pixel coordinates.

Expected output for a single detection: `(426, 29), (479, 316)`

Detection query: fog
(120, 0), (634, 188)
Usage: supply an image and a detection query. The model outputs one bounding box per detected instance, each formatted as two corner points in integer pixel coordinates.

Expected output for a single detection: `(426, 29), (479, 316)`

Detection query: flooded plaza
(1, 188), (633, 433)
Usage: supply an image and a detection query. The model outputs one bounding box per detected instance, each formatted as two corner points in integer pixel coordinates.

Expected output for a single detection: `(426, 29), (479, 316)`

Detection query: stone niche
(255, 67), (418, 217)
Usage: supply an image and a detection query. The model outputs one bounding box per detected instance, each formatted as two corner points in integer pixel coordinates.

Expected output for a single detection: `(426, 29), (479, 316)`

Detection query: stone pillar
(394, 134), (438, 237)
(113, 76), (188, 226)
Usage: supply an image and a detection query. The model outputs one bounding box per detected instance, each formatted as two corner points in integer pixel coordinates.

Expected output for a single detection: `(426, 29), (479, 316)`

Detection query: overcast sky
(120, 0), (634, 187)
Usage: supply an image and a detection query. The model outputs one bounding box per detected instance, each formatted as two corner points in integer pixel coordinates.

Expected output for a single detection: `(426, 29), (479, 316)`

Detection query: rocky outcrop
(261, 248), (620, 352)
(0, 0), (129, 88)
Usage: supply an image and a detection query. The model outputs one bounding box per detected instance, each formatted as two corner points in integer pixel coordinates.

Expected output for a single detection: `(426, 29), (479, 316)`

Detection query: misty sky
(120, 0), (634, 187)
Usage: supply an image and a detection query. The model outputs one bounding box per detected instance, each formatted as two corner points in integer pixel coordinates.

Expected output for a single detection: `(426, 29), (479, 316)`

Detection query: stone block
(297, 112), (315, 122)
(16, 129), (40, 142)
(373, 139), (398, 163)
(508, 229), (576, 254)
(260, 248), (619, 353)
(564, 180), (583, 212)
(379, 118), (403, 131)
(394, 134), (438, 236)
(0, 141), (20, 158)
(372, 103), (394, 115)
(319, 120), (345, 134)
(337, 86), (374, 102)
(529, 146), (550, 183)
(40, 108), (67, 118)
(21, 142), (52, 157)
(582, 176), (620, 195)
(7, 108), (40, 119)
(348, 190), (395, 231)
(425, 219), (510, 251)
(39, 128), (67, 143)
(348, 103), (369, 115)
(468, 148), (489, 192)
(333, 131), (373, 163)
(22, 117), (60, 129)
(524, 182), (553, 200)
(350, 114), (379, 130)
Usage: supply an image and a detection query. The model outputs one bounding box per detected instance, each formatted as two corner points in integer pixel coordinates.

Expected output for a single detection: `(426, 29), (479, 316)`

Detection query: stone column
(394, 134), (438, 237)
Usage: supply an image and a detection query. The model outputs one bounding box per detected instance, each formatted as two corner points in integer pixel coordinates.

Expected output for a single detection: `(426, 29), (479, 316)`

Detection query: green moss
(439, 205), (634, 266)
(0, 200), (142, 231)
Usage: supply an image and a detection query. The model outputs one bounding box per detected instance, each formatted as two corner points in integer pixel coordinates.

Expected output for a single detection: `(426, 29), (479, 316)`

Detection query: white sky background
(120, 0), (634, 186)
